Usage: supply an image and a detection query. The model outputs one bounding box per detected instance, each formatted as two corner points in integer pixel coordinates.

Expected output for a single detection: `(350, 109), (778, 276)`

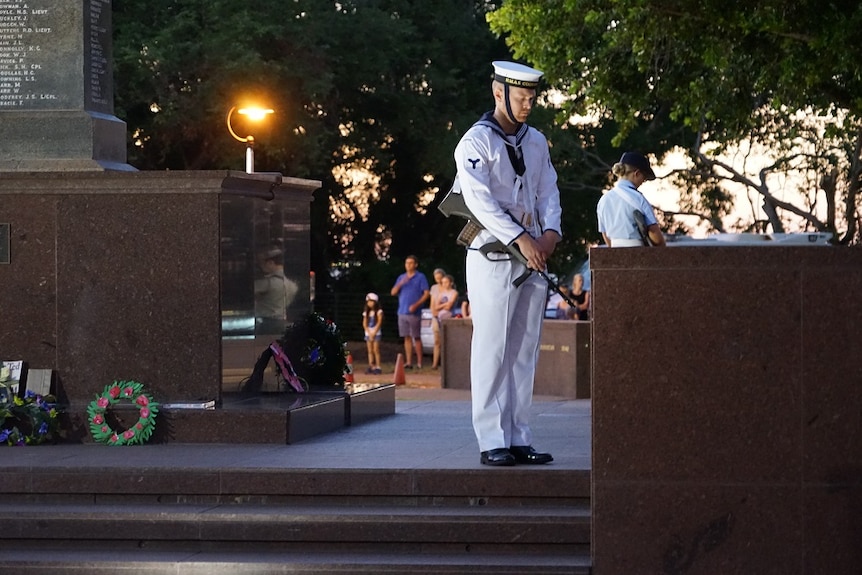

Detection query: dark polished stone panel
(590, 246), (862, 574)
(287, 396), (346, 444)
(347, 383), (396, 426)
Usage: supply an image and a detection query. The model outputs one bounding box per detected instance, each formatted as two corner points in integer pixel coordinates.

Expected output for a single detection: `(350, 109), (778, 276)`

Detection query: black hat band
(494, 74), (539, 89)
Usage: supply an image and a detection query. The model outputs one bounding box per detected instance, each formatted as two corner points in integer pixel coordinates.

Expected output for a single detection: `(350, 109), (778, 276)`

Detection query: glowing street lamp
(226, 105), (274, 173)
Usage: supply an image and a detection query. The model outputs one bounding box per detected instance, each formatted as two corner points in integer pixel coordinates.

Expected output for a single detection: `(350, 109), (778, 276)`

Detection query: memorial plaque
(0, 0), (133, 171)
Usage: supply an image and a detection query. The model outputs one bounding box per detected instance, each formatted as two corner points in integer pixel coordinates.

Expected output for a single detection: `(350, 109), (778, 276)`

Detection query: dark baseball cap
(619, 152), (656, 181)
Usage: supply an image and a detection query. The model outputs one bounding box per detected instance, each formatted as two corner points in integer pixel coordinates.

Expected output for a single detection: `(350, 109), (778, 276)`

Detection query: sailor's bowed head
(492, 61), (543, 89)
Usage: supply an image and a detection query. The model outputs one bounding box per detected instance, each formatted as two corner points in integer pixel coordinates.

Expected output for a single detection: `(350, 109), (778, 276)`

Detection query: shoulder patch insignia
(467, 158), (481, 169)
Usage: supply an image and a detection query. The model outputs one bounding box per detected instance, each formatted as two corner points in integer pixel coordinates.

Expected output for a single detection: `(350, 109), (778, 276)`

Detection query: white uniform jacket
(454, 114), (562, 248)
(453, 113), (562, 452)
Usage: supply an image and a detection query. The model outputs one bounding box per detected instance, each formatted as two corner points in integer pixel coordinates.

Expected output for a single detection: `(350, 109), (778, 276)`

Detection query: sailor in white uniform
(596, 152), (666, 247)
(454, 61), (562, 466)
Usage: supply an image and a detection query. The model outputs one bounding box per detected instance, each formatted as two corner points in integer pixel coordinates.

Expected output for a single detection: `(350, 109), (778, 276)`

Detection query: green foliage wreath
(87, 380), (159, 446)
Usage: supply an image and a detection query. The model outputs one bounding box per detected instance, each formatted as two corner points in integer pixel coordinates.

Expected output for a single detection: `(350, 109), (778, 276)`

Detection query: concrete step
(0, 547), (593, 574)
(0, 501), (590, 545)
(4, 466), (591, 501)
(2, 445), (592, 572)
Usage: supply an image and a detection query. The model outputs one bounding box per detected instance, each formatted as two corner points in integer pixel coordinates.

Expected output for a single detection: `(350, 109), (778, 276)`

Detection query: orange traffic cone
(393, 353), (406, 386)
(344, 351), (354, 384)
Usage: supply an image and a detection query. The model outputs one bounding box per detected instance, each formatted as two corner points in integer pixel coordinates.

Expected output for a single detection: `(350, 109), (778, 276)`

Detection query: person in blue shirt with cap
(454, 61), (562, 466)
(596, 152), (667, 247)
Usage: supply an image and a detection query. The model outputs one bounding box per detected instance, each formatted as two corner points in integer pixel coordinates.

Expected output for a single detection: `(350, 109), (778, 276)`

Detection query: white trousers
(609, 238), (644, 247)
(465, 249), (547, 452)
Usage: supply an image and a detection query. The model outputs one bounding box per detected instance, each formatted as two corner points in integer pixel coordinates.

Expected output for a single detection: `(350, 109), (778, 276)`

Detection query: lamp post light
(226, 106), (274, 173)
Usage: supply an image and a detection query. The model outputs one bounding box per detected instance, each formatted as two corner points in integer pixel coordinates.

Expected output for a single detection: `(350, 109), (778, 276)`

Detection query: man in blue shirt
(390, 255), (430, 369)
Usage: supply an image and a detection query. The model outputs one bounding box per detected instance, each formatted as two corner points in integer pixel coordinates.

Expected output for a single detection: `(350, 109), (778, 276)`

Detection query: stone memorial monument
(0, 0), (132, 170)
(0, 1), (394, 444)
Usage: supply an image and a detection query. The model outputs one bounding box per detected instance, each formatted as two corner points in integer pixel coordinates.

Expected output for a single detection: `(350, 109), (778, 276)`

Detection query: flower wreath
(87, 380), (159, 446)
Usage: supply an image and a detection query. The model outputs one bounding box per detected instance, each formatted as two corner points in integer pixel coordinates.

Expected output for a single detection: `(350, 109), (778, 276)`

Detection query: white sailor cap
(492, 61), (543, 88)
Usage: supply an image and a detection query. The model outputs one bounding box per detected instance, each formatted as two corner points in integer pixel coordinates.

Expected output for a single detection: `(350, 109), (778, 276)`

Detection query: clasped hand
(515, 232), (558, 271)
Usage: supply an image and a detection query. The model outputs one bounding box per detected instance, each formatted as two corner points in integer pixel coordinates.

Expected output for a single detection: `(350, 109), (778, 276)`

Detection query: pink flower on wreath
(109, 386), (121, 399)
(140, 408), (150, 418)
(123, 429), (135, 440)
(135, 423), (143, 430)
(135, 395), (149, 407)
(97, 397), (110, 408)
(110, 433), (119, 443)
(93, 414), (104, 425)
(101, 426), (109, 433)
(123, 387), (134, 397)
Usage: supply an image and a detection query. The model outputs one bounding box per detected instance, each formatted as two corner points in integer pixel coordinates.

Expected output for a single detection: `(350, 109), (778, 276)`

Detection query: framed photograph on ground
(26, 368), (53, 397)
(0, 360), (25, 401)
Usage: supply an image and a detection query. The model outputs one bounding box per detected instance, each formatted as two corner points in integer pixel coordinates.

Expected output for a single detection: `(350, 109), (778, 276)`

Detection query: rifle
(438, 182), (579, 309)
(633, 210), (655, 246)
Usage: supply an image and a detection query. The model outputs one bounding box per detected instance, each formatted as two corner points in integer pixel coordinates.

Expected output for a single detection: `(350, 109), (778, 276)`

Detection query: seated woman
(570, 274), (590, 321)
(430, 274), (458, 368)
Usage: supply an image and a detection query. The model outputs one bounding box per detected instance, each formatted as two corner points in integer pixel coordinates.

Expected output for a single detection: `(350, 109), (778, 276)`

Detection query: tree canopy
(113, 0), (606, 304)
(488, 0), (862, 243)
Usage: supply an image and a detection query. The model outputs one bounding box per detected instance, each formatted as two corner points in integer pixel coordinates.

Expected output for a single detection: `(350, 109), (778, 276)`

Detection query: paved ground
(5, 338), (591, 471)
(3, 394), (591, 471)
(3, 384), (591, 472)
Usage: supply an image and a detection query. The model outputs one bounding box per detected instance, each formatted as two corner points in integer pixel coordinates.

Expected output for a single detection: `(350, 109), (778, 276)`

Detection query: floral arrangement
(0, 385), (61, 446)
(87, 380), (159, 446)
(279, 312), (347, 388)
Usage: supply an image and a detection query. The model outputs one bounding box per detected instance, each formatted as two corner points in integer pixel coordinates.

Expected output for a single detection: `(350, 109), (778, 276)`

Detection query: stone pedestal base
(591, 245), (862, 574)
(440, 318), (590, 398)
(60, 384), (396, 445)
(0, 111), (134, 172)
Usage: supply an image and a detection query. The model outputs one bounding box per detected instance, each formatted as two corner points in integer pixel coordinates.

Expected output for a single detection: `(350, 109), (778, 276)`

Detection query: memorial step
(0, 548), (592, 574)
(0, 500), (590, 545)
(0, 466), (592, 573)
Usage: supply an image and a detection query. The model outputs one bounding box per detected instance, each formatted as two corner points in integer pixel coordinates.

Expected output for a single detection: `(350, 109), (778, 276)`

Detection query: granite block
(593, 267), (802, 483)
(26, 468), (221, 496)
(591, 246), (862, 574)
(153, 408), (288, 444)
(0, 172), (227, 407)
(412, 469), (591, 500)
(0, 195), (59, 368)
(55, 192), (221, 404)
(803, 484), (862, 573)
(592, 482), (802, 575)
(218, 469), (415, 497)
(441, 318), (590, 398)
(801, 268), (862, 482)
